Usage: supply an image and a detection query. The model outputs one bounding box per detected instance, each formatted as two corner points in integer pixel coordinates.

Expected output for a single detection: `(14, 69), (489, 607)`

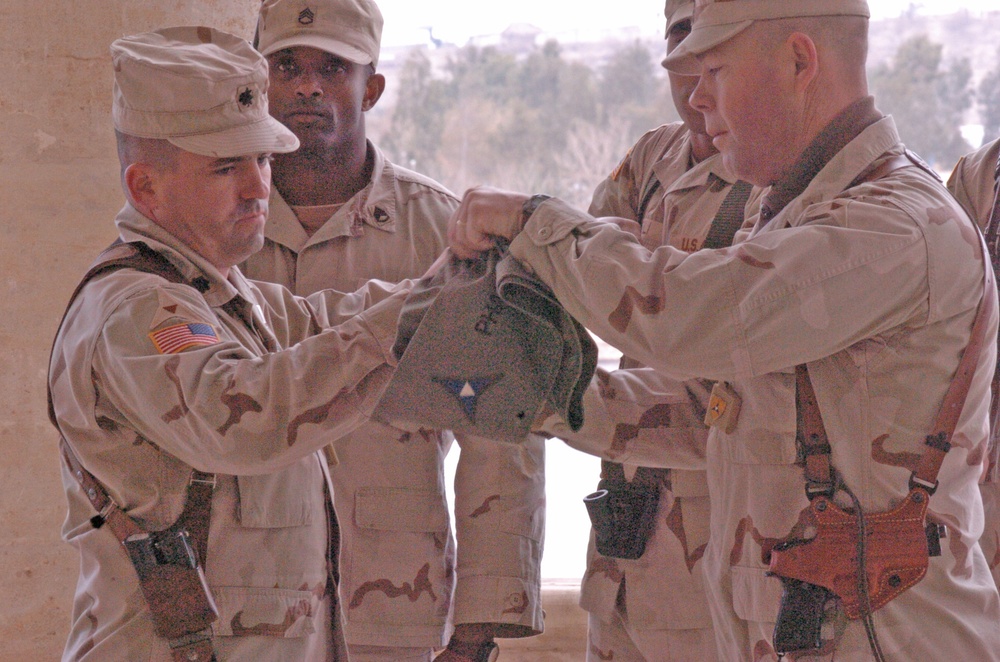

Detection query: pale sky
(377, 0), (998, 49)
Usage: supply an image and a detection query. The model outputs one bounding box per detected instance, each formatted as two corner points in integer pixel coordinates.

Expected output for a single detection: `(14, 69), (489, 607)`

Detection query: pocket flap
(355, 486), (449, 533)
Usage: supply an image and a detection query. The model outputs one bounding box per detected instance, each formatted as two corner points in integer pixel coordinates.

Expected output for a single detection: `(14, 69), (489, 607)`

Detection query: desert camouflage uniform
(50, 203), (408, 661)
(566, 121), (751, 661)
(949, 137), (1000, 231)
(525, 106), (1000, 658)
(242, 142), (545, 656)
(948, 136), (1000, 590)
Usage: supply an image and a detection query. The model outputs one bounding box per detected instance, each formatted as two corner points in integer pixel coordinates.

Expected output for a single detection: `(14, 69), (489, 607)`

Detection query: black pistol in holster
(61, 436), (219, 662)
(123, 528), (219, 641)
(583, 462), (663, 560)
(766, 312), (990, 657)
(764, 488), (939, 654)
(48, 242), (221, 661)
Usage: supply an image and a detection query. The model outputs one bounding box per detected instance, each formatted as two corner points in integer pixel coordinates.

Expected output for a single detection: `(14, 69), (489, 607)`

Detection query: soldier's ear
(361, 72), (386, 112)
(787, 32), (819, 88)
(124, 163), (159, 216)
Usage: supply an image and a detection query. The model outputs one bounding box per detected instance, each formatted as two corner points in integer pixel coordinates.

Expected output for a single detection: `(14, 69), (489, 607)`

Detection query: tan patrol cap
(256, 0), (383, 67)
(664, 0), (695, 36)
(662, 0), (870, 74)
(111, 26), (299, 158)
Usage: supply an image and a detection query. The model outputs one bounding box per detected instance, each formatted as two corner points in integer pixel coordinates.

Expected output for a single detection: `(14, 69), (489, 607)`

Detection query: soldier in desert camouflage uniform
(555, 1), (754, 659)
(450, 0), (1000, 658)
(948, 136), (1000, 590)
(48, 26), (411, 661)
(242, 2), (544, 660)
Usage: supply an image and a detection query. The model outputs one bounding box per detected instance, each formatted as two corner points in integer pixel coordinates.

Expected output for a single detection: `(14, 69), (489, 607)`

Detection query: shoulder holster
(48, 240), (219, 662)
(768, 154), (997, 623)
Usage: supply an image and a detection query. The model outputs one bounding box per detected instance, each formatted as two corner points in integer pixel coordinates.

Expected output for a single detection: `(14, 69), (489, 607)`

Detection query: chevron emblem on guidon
(432, 375), (500, 422)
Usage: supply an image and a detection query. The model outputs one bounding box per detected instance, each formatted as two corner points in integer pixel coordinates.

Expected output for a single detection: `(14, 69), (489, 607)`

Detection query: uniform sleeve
(91, 279), (403, 476)
(450, 432), (545, 636)
(587, 147), (641, 221)
(947, 155), (983, 228)
(539, 367), (709, 470)
(509, 196), (934, 382)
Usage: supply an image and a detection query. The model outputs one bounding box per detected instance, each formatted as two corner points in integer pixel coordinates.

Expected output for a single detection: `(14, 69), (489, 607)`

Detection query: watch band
(445, 637), (499, 662)
(521, 193), (551, 226)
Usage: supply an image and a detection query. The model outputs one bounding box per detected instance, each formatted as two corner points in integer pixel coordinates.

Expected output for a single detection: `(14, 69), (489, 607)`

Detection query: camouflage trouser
(348, 644), (434, 661)
(587, 589), (718, 662)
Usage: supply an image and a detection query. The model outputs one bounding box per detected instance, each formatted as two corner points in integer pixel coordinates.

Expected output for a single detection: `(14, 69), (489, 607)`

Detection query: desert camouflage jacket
(50, 203), (406, 661)
(563, 122), (750, 645)
(241, 143), (545, 647)
(522, 114), (1000, 659)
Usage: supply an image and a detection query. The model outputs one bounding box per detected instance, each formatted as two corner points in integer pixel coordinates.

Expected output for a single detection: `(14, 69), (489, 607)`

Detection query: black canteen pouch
(584, 478), (661, 560)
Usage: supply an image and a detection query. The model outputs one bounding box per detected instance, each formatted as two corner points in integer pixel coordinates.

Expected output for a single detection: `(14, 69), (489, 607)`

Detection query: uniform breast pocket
(237, 459), (324, 528)
(718, 373), (799, 467)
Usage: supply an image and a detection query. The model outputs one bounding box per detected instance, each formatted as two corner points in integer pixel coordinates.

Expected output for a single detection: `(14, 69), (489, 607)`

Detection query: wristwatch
(445, 637), (500, 662)
(521, 193), (551, 226)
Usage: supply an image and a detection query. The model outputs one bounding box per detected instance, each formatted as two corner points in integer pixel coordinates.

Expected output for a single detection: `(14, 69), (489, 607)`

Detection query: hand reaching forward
(448, 186), (530, 259)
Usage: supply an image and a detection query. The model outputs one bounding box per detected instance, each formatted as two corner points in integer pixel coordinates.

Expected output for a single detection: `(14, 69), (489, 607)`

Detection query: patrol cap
(256, 0), (383, 67)
(372, 249), (596, 443)
(664, 0), (695, 36)
(111, 26), (299, 158)
(662, 0), (870, 74)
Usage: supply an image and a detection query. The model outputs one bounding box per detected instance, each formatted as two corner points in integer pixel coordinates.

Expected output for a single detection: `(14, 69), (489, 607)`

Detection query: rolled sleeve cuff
(452, 575), (543, 637)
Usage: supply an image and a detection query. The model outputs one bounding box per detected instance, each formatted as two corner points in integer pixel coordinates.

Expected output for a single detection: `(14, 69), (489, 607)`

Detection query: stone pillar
(0, 2), (255, 657)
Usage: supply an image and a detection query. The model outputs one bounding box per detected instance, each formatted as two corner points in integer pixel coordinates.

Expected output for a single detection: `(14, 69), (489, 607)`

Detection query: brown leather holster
(765, 488), (930, 620)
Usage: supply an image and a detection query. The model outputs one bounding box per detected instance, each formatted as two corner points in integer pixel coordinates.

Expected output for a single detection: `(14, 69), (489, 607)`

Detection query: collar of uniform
(651, 128), (694, 196)
(760, 96), (882, 223)
(664, 149), (734, 197)
(115, 202), (245, 309)
(748, 115), (903, 238)
(264, 141), (398, 253)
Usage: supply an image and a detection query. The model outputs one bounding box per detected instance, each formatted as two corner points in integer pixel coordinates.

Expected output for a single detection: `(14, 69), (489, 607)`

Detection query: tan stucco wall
(0, 2), (257, 658)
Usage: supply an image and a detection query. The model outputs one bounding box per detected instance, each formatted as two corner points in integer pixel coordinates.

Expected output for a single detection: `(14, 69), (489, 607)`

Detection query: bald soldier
(48, 27), (412, 661)
(243, 2), (544, 659)
(562, 0), (751, 658)
(449, 0), (1000, 658)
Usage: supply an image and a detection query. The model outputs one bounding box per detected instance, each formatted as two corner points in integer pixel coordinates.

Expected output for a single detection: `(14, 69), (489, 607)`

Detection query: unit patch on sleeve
(149, 322), (220, 354)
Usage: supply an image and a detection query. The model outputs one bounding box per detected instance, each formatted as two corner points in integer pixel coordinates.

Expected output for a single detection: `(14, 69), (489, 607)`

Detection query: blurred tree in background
(382, 39), (671, 209)
(870, 34), (973, 169)
(380, 30), (987, 207)
(979, 45), (1000, 143)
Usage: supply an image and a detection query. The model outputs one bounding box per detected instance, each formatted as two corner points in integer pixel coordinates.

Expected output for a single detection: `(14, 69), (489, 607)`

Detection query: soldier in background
(49, 26), (411, 660)
(449, 0), (1000, 657)
(948, 135), (1000, 589)
(562, 1), (751, 658)
(244, 1), (544, 660)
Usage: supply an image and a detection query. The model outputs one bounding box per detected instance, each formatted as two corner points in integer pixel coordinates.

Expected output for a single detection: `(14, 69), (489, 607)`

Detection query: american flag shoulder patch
(148, 322), (220, 354)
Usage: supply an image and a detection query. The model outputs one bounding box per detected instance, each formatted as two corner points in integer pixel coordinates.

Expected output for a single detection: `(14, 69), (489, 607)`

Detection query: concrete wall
(1, 2), (257, 658)
(0, 1), (587, 657)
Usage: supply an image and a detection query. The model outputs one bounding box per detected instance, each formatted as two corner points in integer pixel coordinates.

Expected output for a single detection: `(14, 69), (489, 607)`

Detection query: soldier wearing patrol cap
(538, 0), (756, 659)
(242, 1), (545, 661)
(450, 0), (1000, 658)
(49, 25), (415, 661)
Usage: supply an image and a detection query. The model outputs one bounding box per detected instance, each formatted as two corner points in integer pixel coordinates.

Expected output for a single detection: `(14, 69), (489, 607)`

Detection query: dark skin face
(265, 46), (385, 206)
(667, 18), (717, 163)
